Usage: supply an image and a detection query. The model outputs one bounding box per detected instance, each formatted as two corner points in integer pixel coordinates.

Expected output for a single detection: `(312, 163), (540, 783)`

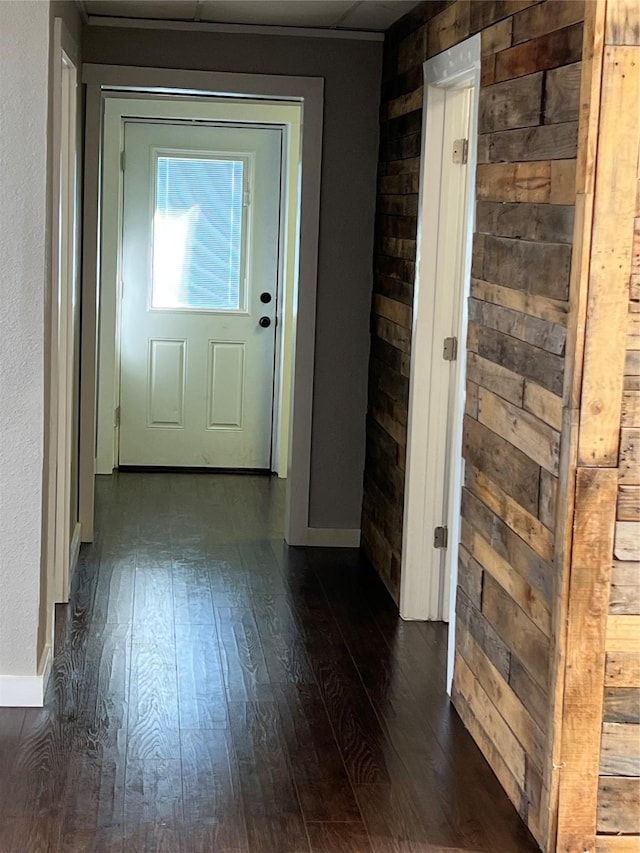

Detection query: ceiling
(81, 1), (417, 32)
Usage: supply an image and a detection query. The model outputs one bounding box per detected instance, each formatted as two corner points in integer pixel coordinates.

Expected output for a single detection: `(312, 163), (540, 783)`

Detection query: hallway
(0, 473), (538, 852)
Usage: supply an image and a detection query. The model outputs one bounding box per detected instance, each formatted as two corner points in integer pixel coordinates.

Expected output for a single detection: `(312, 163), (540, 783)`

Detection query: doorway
(118, 119), (282, 469)
(81, 68), (323, 546)
(400, 37), (481, 682)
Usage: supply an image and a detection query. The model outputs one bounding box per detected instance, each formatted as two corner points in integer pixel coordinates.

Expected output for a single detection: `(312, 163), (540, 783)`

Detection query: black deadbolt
(259, 316), (271, 328)
(260, 292), (272, 304)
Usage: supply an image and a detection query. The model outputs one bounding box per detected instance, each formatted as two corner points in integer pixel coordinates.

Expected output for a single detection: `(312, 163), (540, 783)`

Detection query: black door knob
(260, 292), (272, 304)
(259, 316), (271, 328)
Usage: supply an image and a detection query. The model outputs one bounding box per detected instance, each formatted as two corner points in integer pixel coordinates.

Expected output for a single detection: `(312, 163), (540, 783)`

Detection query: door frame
(80, 65), (323, 546)
(49, 17), (82, 609)
(400, 37), (480, 678)
(96, 98), (297, 476)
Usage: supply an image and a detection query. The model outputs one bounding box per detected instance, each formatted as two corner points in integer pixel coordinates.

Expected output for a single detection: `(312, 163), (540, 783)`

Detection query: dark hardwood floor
(0, 473), (539, 852)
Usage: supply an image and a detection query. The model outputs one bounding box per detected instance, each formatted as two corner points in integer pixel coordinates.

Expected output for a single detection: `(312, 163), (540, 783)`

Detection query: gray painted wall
(82, 26), (382, 529)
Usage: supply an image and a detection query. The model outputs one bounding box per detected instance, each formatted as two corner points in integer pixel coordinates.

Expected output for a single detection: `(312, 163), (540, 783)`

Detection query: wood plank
(557, 468), (619, 853)
(387, 87), (423, 120)
(456, 620), (546, 771)
(524, 381), (563, 431)
(481, 17), (513, 56)
(469, 298), (567, 354)
(620, 429), (640, 485)
(427, 0), (471, 58)
(470, 0), (541, 33)
(509, 654), (549, 733)
(462, 414), (540, 515)
(615, 521), (640, 561)
(474, 324), (565, 396)
(482, 572), (550, 690)
(475, 200), (575, 243)
(610, 560), (640, 616)
(617, 486), (640, 521)
(458, 544), (483, 608)
(620, 391), (640, 427)
(456, 586), (511, 681)
(466, 379), (479, 418)
(478, 121), (578, 164)
(471, 277), (569, 326)
(539, 467), (558, 531)
(466, 350), (524, 406)
(596, 837), (640, 853)
(462, 485), (554, 604)
(479, 72), (543, 133)
(550, 158), (577, 203)
(606, 0), (640, 45)
(469, 524), (552, 635)
(578, 47), (640, 466)
(453, 651), (527, 785)
(495, 22), (584, 82)
(600, 722), (640, 776)
(606, 615), (640, 653)
(512, 0), (585, 44)
(477, 386), (561, 474)
(606, 652), (640, 688)
(373, 294), (412, 329)
(476, 160), (551, 203)
(597, 776), (640, 834)
(545, 62), (582, 123)
(480, 235), (572, 300)
(604, 687), (640, 723)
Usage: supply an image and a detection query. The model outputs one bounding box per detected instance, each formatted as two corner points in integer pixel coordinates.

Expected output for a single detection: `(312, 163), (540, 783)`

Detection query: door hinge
(443, 336), (458, 361)
(452, 138), (468, 165)
(120, 150), (125, 172)
(115, 406), (121, 428)
(434, 526), (448, 549)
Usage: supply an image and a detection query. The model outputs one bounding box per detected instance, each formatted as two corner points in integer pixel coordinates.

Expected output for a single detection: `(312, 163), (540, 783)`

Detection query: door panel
(147, 339), (185, 427)
(207, 341), (245, 429)
(119, 121), (281, 468)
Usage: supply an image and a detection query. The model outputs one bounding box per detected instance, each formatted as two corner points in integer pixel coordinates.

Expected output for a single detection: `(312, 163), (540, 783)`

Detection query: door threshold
(117, 465), (272, 475)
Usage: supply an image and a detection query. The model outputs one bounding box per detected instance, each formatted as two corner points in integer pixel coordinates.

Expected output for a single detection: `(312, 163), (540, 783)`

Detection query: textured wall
(0, 1), (51, 676)
(362, 1), (585, 846)
(82, 25), (383, 531)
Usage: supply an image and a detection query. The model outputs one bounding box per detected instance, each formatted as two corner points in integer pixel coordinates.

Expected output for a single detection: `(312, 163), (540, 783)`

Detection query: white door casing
(400, 36), (480, 686)
(50, 18), (82, 609)
(119, 121), (281, 468)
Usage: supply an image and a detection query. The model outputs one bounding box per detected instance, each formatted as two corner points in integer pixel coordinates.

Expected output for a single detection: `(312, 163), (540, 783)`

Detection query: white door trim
(49, 18), (82, 612)
(400, 37), (480, 682)
(97, 100), (297, 475)
(80, 64), (323, 546)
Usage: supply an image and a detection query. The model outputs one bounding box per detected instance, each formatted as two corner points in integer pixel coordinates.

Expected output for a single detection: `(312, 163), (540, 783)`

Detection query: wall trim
(0, 644), (52, 708)
(85, 16), (385, 42)
(303, 528), (361, 548)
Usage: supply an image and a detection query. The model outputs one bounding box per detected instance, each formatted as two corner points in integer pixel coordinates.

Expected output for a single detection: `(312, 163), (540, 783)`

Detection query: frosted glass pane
(152, 156), (244, 310)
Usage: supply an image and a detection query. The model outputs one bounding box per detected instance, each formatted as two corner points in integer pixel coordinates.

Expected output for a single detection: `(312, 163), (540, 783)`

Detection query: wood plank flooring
(0, 472), (539, 852)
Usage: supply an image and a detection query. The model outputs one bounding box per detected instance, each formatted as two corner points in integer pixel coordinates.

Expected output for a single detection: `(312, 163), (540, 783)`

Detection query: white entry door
(119, 121), (282, 468)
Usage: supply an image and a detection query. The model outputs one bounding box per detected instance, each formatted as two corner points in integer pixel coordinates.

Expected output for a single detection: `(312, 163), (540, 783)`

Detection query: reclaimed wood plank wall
(552, 2), (640, 850)
(596, 10), (640, 849)
(362, 0), (592, 849)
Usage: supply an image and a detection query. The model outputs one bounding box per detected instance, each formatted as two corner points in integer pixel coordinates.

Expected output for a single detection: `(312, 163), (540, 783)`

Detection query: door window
(152, 153), (246, 311)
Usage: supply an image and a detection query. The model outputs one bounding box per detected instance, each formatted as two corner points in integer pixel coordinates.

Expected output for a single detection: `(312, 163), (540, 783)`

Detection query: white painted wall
(0, 2), (51, 682)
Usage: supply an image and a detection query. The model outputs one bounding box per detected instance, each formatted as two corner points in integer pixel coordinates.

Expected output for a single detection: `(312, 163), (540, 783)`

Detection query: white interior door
(119, 121), (281, 468)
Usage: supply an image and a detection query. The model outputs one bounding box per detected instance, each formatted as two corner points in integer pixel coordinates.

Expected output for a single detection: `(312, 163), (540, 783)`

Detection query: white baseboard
(303, 527), (361, 548)
(0, 643), (52, 707)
